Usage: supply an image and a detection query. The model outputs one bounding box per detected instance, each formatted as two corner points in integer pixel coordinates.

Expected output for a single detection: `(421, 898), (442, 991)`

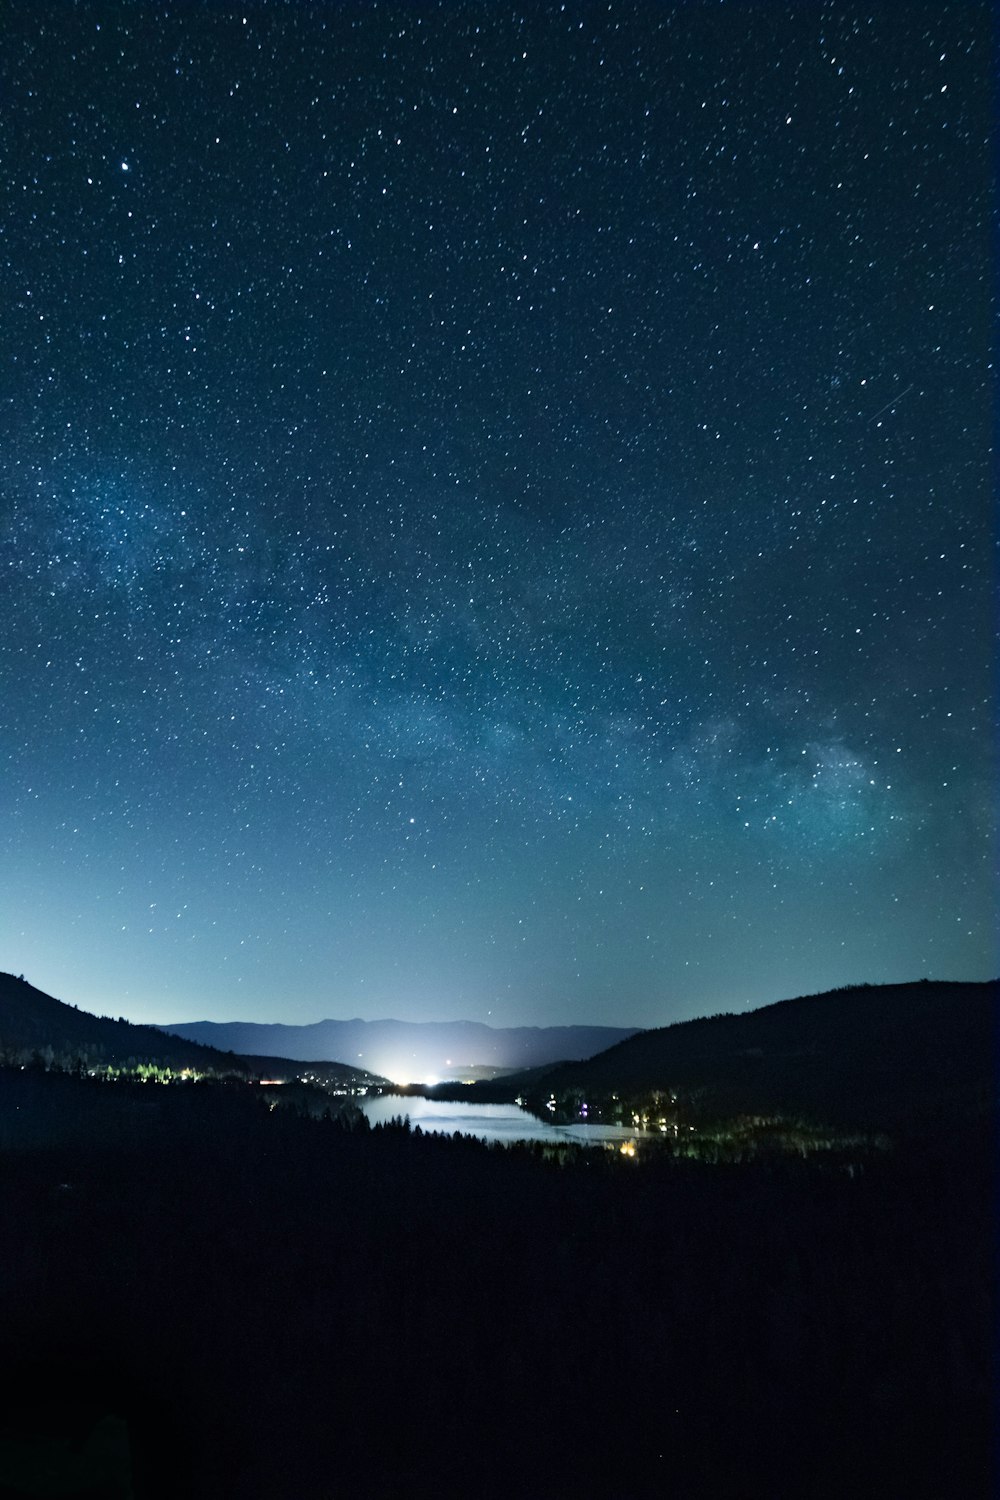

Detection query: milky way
(2, 2), (994, 1026)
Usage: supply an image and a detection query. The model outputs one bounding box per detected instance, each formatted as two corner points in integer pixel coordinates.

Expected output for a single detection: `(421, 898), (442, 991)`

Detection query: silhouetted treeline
(0, 1064), (991, 1499)
(518, 979), (997, 1136)
(0, 971), (380, 1090)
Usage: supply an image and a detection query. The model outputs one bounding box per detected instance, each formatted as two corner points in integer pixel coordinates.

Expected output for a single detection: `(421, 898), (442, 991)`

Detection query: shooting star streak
(869, 383), (914, 423)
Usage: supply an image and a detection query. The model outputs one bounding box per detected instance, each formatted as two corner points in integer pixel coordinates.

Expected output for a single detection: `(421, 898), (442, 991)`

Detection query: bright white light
(424, 1076), (438, 1088)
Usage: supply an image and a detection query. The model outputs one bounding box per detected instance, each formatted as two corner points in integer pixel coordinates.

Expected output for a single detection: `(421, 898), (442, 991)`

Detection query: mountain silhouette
(159, 1015), (642, 1082)
(0, 972), (384, 1087)
(513, 979), (996, 1133)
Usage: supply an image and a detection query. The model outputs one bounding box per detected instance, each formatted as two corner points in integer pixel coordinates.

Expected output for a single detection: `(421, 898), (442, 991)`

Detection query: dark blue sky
(2, 1), (994, 1027)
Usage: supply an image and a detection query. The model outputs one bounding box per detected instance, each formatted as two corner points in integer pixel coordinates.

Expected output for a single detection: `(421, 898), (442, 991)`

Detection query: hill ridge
(517, 978), (997, 1134)
(160, 1015), (643, 1081)
(0, 972), (384, 1087)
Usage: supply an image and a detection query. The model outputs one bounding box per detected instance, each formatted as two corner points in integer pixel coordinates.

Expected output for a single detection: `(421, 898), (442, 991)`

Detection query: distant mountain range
(159, 1016), (643, 1083)
(0, 972), (385, 1088)
(5, 971), (993, 1138)
(507, 979), (997, 1134)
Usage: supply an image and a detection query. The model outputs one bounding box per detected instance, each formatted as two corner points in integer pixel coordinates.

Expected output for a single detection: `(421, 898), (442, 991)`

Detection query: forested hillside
(0, 972), (383, 1087)
(521, 979), (996, 1133)
(0, 1066), (990, 1499)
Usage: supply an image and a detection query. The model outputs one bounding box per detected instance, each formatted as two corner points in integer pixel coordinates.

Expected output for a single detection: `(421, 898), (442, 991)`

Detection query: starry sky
(2, 1), (995, 1030)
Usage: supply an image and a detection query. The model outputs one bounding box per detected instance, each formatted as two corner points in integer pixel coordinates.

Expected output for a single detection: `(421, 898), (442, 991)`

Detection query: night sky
(2, 1), (994, 1030)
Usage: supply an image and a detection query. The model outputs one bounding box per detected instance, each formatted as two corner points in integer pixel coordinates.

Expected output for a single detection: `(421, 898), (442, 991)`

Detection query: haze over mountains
(160, 1017), (642, 1084)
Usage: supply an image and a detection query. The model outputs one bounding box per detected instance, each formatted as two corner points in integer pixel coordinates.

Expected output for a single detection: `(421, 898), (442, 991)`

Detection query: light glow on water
(359, 1094), (642, 1148)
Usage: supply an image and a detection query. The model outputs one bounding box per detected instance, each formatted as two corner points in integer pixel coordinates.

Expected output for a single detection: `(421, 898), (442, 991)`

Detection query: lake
(358, 1093), (642, 1148)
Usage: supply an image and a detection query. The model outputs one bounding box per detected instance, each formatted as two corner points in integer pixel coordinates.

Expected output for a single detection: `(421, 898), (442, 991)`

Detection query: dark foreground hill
(521, 979), (996, 1134)
(160, 1014), (642, 1080)
(0, 972), (384, 1088)
(0, 972), (993, 1498)
(0, 1059), (991, 1500)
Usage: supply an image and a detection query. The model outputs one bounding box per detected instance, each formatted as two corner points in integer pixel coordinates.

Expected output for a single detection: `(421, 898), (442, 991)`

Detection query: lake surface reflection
(358, 1093), (640, 1148)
